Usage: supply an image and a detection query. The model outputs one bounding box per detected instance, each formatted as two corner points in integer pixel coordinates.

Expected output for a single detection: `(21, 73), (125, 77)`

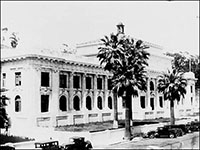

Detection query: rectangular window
(73, 75), (80, 89)
(41, 72), (49, 87)
(86, 77), (91, 89)
(108, 79), (112, 90)
(191, 86), (193, 93)
(97, 78), (102, 90)
(59, 74), (67, 88)
(159, 96), (163, 108)
(2, 73), (6, 87)
(41, 95), (49, 112)
(140, 96), (145, 109)
(191, 97), (193, 105)
(15, 72), (21, 86)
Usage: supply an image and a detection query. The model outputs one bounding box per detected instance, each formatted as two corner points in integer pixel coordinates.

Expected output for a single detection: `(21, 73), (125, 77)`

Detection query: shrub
(0, 134), (34, 144)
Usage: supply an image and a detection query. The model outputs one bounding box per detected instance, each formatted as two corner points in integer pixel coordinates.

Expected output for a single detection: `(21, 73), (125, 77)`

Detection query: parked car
(187, 121), (200, 132)
(147, 126), (179, 138)
(60, 136), (92, 150)
(34, 140), (60, 150)
(163, 125), (185, 136)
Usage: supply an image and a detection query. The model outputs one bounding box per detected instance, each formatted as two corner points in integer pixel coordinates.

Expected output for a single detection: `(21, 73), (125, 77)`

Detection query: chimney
(116, 22), (125, 34)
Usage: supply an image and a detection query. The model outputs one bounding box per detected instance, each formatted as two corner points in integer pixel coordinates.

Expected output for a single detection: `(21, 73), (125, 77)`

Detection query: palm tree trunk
(124, 95), (131, 140)
(129, 96), (133, 126)
(113, 90), (118, 128)
(170, 100), (175, 125)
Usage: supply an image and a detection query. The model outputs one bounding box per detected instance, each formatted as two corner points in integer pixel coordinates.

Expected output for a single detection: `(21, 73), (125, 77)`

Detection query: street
(105, 131), (199, 149)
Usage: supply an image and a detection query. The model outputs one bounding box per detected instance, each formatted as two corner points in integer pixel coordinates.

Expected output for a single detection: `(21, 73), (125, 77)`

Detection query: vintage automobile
(165, 124), (191, 134)
(34, 140), (60, 150)
(60, 136), (92, 150)
(146, 126), (180, 138)
(187, 121), (200, 132)
(163, 125), (185, 136)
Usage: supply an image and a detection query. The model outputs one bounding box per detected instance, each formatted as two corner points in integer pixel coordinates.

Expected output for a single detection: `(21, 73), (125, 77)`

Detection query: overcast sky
(1, 1), (199, 55)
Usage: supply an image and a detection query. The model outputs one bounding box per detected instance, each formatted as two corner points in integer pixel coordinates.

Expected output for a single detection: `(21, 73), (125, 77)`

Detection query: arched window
(150, 81), (154, 91)
(108, 96), (112, 109)
(15, 95), (21, 112)
(73, 96), (80, 111)
(159, 96), (163, 108)
(97, 96), (102, 110)
(140, 96), (145, 109)
(59, 95), (67, 111)
(191, 97), (193, 105)
(86, 96), (92, 110)
(150, 98), (154, 110)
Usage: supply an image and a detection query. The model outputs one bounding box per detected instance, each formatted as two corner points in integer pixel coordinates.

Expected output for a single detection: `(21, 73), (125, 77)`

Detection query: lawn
(55, 118), (170, 132)
(0, 134), (34, 145)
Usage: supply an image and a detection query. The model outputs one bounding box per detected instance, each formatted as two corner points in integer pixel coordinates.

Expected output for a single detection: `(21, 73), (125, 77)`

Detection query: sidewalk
(8, 116), (199, 149)
(105, 132), (199, 149)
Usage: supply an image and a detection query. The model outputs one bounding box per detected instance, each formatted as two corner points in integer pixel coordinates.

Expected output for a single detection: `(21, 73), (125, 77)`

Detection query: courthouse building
(1, 25), (197, 129)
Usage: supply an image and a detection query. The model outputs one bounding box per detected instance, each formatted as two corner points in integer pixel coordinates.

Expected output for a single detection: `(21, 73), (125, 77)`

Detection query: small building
(0, 25), (197, 130)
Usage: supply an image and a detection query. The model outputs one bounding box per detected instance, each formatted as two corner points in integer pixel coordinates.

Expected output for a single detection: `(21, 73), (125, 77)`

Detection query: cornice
(1, 54), (103, 69)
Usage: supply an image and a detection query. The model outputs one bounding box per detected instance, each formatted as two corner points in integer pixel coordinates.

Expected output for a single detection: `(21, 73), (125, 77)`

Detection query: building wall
(1, 54), (197, 129)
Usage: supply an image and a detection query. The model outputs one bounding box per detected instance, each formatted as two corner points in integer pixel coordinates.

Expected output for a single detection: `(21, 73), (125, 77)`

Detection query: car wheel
(85, 140), (93, 150)
(149, 134), (155, 139)
(179, 130), (183, 136)
(169, 133), (175, 138)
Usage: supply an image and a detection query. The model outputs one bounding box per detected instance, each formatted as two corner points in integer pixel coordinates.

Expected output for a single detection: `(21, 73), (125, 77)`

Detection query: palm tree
(97, 32), (149, 140)
(0, 88), (9, 134)
(157, 69), (187, 125)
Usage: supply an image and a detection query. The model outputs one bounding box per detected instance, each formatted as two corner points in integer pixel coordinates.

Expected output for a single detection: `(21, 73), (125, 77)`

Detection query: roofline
(1, 54), (103, 69)
(76, 38), (163, 50)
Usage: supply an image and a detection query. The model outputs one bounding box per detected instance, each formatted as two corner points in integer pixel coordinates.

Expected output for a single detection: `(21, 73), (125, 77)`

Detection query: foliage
(0, 134), (34, 144)
(157, 69), (187, 102)
(97, 33), (150, 97)
(157, 69), (187, 125)
(97, 32), (150, 139)
(9, 32), (19, 48)
(0, 89), (9, 128)
(166, 52), (200, 89)
(1, 28), (19, 48)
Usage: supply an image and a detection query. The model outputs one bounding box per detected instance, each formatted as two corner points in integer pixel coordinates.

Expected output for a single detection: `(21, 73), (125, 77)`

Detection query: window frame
(97, 77), (102, 90)
(108, 96), (112, 109)
(59, 74), (67, 88)
(73, 96), (80, 111)
(107, 78), (112, 90)
(15, 72), (21, 86)
(86, 76), (92, 89)
(15, 95), (21, 112)
(159, 96), (163, 108)
(73, 75), (80, 89)
(41, 95), (49, 113)
(140, 96), (145, 109)
(86, 96), (92, 110)
(97, 96), (103, 110)
(41, 72), (50, 87)
(59, 95), (67, 111)
(2, 73), (6, 87)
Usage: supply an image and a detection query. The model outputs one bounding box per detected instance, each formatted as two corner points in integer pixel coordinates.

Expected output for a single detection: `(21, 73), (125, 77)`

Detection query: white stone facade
(1, 42), (197, 130)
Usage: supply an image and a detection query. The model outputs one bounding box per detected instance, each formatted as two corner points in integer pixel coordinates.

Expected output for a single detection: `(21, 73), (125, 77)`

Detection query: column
(154, 79), (159, 118)
(50, 69), (59, 127)
(146, 78), (151, 110)
(68, 72), (74, 111)
(93, 74), (98, 109)
(81, 73), (86, 110)
(104, 75), (108, 109)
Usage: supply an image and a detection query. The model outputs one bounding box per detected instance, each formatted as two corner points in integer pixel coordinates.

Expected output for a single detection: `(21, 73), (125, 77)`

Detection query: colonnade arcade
(40, 69), (114, 114)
